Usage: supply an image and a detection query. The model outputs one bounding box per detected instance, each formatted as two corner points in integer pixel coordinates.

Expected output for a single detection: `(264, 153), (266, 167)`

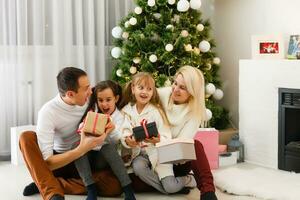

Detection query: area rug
(213, 163), (300, 200)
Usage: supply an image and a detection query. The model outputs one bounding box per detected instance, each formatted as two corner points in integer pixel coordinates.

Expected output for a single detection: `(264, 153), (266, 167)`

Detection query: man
(19, 67), (122, 200)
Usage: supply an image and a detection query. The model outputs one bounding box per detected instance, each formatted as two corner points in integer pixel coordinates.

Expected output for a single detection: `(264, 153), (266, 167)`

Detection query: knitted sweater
(158, 87), (200, 139)
(37, 94), (87, 160)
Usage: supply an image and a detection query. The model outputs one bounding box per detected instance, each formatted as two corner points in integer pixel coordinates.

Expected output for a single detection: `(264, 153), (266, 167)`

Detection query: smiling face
(67, 75), (92, 106)
(171, 73), (191, 104)
(131, 79), (154, 108)
(96, 88), (119, 115)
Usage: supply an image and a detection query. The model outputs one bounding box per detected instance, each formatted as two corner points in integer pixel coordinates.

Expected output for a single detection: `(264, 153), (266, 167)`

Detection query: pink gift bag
(194, 128), (219, 169)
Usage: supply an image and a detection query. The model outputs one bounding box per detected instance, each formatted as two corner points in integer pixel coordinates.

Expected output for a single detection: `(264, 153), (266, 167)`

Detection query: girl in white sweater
(120, 72), (195, 194)
(74, 80), (136, 200)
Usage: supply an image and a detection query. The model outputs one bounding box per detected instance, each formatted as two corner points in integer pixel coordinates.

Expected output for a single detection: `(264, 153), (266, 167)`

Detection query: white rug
(213, 163), (300, 200)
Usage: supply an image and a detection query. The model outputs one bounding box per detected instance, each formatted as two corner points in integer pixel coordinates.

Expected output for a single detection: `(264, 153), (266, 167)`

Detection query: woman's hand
(144, 135), (160, 144)
(125, 136), (139, 148)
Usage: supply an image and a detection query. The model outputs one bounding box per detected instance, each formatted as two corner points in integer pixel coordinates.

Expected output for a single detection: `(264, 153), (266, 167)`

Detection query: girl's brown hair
(80, 80), (122, 123)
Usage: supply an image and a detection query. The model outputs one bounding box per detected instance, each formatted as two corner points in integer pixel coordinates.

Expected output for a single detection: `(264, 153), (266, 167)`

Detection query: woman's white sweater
(158, 87), (200, 139)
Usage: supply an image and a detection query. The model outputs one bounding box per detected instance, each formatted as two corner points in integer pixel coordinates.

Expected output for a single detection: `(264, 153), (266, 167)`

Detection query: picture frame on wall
(287, 35), (300, 59)
(251, 35), (284, 59)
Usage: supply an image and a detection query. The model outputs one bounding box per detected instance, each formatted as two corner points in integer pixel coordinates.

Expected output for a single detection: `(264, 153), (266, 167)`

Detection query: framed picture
(287, 35), (300, 59)
(251, 35), (284, 59)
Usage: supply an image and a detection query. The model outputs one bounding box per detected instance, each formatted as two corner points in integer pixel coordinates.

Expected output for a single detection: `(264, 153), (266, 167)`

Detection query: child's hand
(125, 136), (139, 148)
(144, 135), (160, 144)
(105, 121), (115, 135)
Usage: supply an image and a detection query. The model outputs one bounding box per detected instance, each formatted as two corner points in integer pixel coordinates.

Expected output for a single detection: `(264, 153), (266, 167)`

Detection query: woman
(133, 65), (218, 200)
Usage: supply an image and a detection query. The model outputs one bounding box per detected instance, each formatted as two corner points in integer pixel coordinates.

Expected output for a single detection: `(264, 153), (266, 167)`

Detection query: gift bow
(140, 119), (150, 139)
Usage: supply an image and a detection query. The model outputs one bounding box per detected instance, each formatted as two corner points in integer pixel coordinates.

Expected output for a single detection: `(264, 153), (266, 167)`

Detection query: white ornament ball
(129, 17), (137, 26)
(181, 30), (189, 37)
(153, 13), (161, 19)
(148, 0), (156, 7)
(165, 44), (174, 52)
(196, 24), (204, 31)
(111, 26), (123, 39)
(134, 7), (142, 15)
(168, 0), (176, 5)
(124, 21), (130, 28)
(190, 0), (202, 10)
(111, 47), (122, 58)
(166, 24), (174, 30)
(213, 89), (224, 100)
(129, 66), (137, 74)
(164, 79), (172, 87)
(177, 0), (189, 12)
(206, 108), (213, 121)
(133, 57), (141, 64)
(116, 69), (123, 77)
(199, 40), (211, 52)
(213, 57), (221, 65)
(205, 83), (216, 95)
(149, 54), (157, 63)
(122, 32), (129, 39)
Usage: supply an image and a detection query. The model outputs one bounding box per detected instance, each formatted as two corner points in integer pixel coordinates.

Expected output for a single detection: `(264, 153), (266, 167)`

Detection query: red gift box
(194, 128), (219, 169)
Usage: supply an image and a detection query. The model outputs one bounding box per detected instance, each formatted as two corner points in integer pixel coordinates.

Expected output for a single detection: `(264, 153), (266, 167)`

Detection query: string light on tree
(124, 21), (130, 28)
(184, 44), (193, 52)
(166, 24), (174, 31)
(133, 57), (141, 64)
(153, 13), (161, 19)
(193, 47), (200, 55)
(181, 30), (189, 37)
(122, 32), (129, 39)
(164, 79), (172, 86)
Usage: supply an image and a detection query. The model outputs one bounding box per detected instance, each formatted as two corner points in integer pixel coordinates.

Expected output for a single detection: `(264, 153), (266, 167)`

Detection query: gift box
(132, 119), (158, 142)
(82, 111), (109, 136)
(194, 128), (219, 169)
(156, 138), (196, 164)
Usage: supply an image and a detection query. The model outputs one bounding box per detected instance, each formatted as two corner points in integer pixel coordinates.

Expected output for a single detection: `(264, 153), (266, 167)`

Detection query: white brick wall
(239, 59), (300, 169)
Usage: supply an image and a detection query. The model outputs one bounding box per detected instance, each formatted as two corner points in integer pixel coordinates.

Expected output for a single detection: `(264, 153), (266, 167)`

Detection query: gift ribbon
(92, 113), (99, 134)
(140, 119), (150, 139)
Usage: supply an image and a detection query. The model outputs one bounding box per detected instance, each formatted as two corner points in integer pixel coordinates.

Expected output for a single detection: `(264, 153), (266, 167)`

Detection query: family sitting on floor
(19, 66), (218, 200)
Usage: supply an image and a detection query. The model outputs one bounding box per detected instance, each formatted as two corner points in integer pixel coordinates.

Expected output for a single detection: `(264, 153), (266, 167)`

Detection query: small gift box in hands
(132, 119), (158, 142)
(82, 111), (109, 137)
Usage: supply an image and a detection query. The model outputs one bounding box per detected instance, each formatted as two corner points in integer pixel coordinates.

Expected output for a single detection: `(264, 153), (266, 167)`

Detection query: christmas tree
(110, 0), (229, 129)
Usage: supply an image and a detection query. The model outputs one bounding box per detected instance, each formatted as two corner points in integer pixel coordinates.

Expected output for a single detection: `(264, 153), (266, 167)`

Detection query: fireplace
(278, 88), (300, 172)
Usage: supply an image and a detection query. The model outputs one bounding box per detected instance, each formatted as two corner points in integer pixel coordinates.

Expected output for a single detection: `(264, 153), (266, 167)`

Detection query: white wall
(213, 0), (300, 127)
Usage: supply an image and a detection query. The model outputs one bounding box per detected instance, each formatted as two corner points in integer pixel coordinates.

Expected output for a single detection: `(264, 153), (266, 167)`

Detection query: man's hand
(144, 135), (160, 144)
(105, 121), (115, 135)
(125, 136), (139, 148)
(77, 131), (107, 155)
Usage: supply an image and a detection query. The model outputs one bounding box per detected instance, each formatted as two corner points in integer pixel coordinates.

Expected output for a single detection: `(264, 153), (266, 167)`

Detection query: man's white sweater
(37, 94), (87, 160)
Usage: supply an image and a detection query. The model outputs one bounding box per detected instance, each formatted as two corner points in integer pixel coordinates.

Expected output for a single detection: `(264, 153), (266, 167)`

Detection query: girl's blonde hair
(121, 72), (169, 124)
(172, 65), (207, 126)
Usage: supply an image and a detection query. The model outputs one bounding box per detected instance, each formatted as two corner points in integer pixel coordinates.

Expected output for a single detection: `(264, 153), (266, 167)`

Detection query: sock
(50, 194), (65, 200)
(123, 184), (136, 200)
(200, 191), (218, 200)
(23, 182), (39, 196)
(86, 183), (98, 200)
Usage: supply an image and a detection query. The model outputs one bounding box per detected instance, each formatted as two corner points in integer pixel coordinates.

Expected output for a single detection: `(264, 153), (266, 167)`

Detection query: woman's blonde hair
(120, 72), (169, 124)
(173, 65), (207, 126)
